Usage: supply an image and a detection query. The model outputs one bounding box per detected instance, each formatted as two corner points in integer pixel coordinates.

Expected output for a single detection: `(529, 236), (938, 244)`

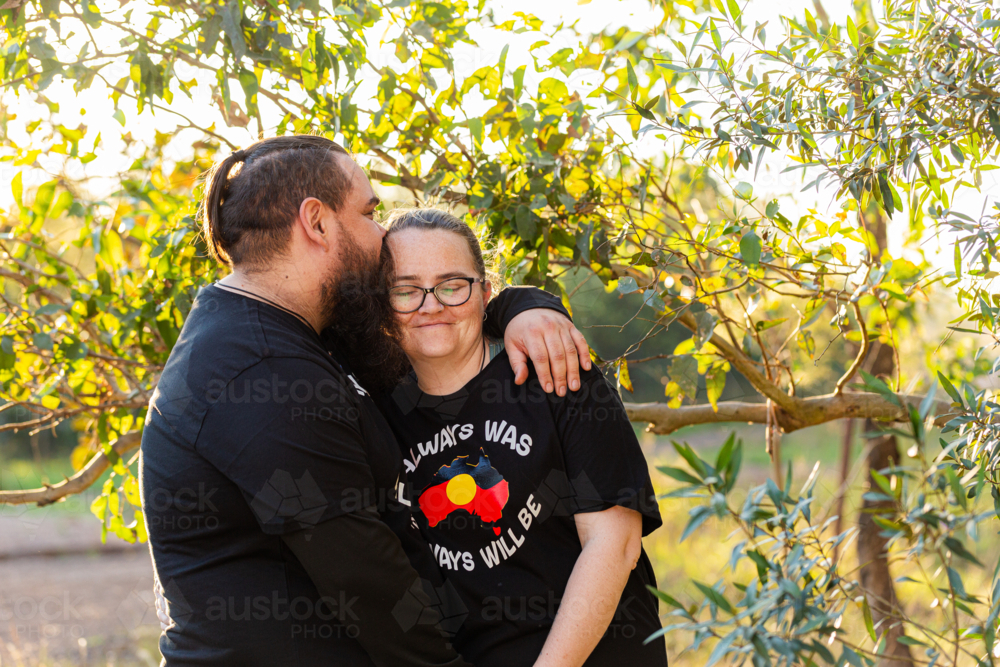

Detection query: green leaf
(112, 108), (126, 126)
(693, 581), (736, 615)
(515, 205), (538, 241)
(617, 276), (640, 295)
(944, 537), (982, 567)
(847, 16), (859, 49)
(512, 65), (526, 99)
(715, 433), (736, 472)
(657, 465), (702, 485)
(32, 332), (53, 351)
(733, 181), (753, 200)
(11, 171), (22, 208)
(859, 369), (902, 408)
(746, 549), (769, 582)
(937, 371), (963, 407)
(987, 107), (1000, 143)
(725, 0), (741, 24)
(680, 505), (712, 542)
(671, 440), (709, 478)
(617, 358), (634, 394)
(221, 0), (247, 62)
(668, 355), (699, 398)
(645, 585), (685, 609)
(862, 597), (876, 641)
(706, 367), (725, 412)
(947, 566), (968, 600)
(498, 44), (509, 80)
(626, 60), (638, 96)
(739, 230), (761, 267)
(943, 465), (968, 509)
(238, 67), (259, 118)
(32, 180), (57, 218)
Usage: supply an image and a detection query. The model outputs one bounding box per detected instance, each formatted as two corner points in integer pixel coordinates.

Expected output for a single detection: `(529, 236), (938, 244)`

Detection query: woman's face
(387, 228), (492, 362)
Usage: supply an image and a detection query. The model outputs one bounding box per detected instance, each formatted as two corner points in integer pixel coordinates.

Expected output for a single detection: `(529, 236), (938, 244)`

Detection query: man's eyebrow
(366, 196), (381, 208)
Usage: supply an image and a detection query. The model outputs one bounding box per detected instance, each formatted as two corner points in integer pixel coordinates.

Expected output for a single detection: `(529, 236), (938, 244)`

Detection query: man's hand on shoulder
(504, 309), (591, 397)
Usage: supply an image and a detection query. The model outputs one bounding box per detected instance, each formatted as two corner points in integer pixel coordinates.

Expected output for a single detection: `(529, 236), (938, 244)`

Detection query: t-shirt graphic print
(377, 350), (669, 667)
(420, 450), (510, 534)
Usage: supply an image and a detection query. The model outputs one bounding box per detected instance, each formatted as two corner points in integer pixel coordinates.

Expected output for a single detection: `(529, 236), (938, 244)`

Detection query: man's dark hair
(201, 135), (351, 267)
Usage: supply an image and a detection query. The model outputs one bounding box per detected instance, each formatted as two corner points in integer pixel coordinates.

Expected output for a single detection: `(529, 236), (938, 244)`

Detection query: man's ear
(297, 197), (332, 251)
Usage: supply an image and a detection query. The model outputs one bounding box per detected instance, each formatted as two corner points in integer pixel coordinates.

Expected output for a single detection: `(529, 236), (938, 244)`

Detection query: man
(140, 135), (589, 666)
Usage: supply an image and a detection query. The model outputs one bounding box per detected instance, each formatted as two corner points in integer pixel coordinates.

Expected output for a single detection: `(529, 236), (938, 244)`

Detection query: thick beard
(321, 234), (408, 392)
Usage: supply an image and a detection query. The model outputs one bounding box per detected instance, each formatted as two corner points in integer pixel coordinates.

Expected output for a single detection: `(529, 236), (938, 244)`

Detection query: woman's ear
(482, 280), (493, 307)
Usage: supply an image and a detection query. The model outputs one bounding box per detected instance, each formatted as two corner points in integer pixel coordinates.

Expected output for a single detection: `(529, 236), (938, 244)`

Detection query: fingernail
(546, 383), (553, 392)
(571, 380), (580, 391)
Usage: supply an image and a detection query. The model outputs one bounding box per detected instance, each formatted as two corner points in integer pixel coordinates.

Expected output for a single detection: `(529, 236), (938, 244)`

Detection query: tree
(2, 0), (999, 664)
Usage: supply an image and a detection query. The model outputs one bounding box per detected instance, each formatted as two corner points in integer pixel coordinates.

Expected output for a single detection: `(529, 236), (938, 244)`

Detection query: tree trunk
(855, 210), (913, 665)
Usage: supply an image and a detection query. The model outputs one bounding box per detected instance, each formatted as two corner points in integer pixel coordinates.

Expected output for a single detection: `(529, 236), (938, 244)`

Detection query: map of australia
(418, 451), (509, 535)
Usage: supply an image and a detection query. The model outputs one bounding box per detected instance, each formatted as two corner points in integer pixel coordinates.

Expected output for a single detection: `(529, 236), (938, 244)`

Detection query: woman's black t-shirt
(376, 350), (668, 667)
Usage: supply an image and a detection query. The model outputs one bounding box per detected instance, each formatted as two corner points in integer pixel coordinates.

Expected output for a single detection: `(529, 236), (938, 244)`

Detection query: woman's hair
(383, 208), (500, 289)
(200, 135), (352, 268)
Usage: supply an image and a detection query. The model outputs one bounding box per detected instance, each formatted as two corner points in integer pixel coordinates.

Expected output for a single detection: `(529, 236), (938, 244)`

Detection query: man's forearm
(483, 286), (569, 339)
(282, 508), (471, 667)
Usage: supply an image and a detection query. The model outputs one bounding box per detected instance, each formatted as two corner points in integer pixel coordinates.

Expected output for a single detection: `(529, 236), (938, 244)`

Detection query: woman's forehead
(389, 228), (477, 274)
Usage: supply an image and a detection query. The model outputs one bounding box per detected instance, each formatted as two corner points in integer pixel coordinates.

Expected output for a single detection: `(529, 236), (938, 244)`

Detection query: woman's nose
(419, 291), (445, 314)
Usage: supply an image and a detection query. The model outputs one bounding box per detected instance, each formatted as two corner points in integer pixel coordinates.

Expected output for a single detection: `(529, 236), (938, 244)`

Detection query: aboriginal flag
(418, 450), (509, 535)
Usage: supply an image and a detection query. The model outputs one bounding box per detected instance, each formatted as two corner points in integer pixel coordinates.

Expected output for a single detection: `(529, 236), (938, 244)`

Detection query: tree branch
(623, 392), (956, 435)
(0, 431), (141, 506)
(674, 308), (800, 414)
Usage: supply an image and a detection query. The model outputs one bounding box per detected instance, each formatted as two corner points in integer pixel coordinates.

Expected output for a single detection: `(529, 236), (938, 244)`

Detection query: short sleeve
(197, 357), (378, 535)
(483, 286), (570, 339)
(549, 369), (663, 536)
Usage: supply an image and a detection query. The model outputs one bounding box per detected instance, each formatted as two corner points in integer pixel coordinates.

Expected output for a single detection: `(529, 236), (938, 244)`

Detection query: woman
(376, 208), (667, 667)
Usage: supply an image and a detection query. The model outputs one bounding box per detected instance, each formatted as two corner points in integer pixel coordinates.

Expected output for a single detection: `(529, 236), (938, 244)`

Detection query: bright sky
(2, 0), (997, 270)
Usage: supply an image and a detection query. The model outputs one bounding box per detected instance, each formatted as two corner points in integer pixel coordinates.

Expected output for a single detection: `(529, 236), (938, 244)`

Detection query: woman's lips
(415, 322), (451, 328)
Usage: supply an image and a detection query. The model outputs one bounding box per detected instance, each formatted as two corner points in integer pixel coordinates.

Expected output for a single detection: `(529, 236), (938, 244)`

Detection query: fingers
(507, 344), (530, 386)
(569, 326), (592, 372)
(154, 586), (170, 631)
(525, 335), (553, 392)
(542, 328), (568, 396)
(561, 328), (581, 393)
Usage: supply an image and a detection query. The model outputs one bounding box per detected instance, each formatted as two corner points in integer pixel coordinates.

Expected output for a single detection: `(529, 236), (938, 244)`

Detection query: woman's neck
(408, 335), (487, 396)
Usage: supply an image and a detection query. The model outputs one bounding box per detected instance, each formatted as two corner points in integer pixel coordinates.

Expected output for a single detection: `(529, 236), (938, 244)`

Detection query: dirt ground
(0, 508), (161, 667)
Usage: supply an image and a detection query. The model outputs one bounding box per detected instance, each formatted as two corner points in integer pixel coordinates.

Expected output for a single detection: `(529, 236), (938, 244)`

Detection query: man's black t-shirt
(140, 284), (561, 666)
(140, 284), (410, 665)
(377, 350), (668, 667)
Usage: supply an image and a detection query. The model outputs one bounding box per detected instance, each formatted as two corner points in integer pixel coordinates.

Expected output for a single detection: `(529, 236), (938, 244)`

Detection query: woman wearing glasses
(374, 209), (667, 667)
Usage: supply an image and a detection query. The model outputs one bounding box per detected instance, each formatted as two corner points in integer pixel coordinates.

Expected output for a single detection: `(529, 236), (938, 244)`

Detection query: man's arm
(484, 286), (591, 396)
(283, 508), (472, 667)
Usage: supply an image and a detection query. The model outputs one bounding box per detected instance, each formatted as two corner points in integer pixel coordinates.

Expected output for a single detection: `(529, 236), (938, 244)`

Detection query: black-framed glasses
(389, 277), (486, 314)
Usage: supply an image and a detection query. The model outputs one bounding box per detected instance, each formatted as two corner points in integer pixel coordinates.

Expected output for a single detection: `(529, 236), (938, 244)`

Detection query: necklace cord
(215, 283), (314, 332)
